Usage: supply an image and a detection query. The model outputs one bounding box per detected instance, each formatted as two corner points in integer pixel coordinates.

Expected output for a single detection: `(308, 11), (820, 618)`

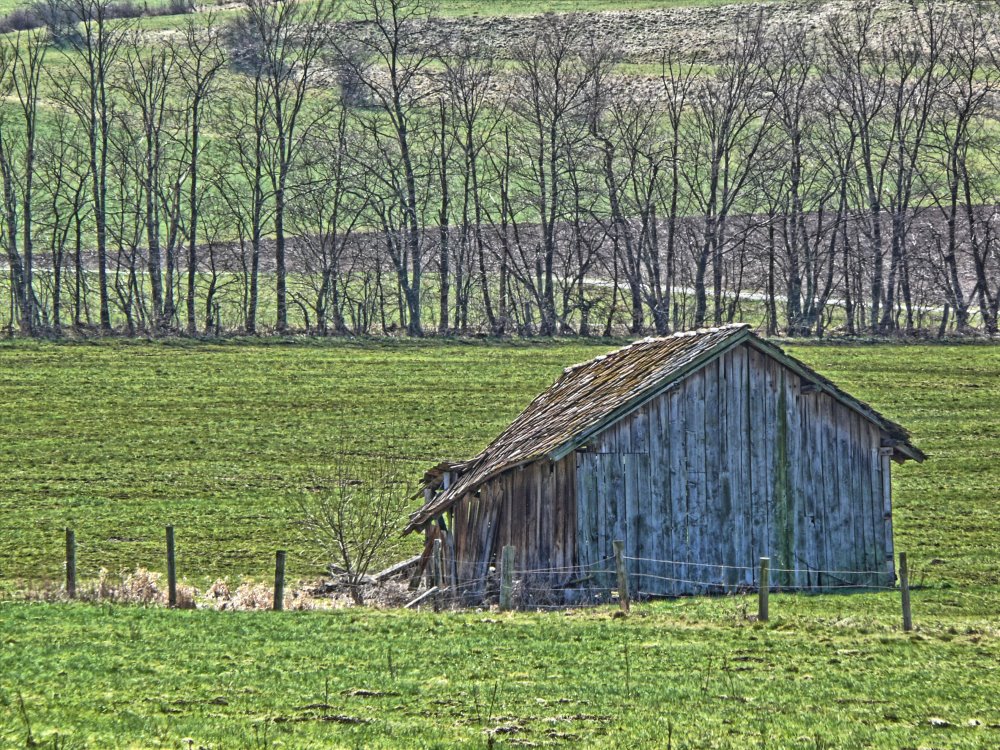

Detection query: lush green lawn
(1, 591), (998, 749)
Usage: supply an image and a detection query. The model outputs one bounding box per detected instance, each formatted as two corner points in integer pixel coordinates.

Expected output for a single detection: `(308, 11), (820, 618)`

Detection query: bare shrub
(105, 0), (142, 18)
(203, 577), (320, 610)
(0, 0), (190, 40)
(0, 7), (44, 33)
(297, 455), (413, 605)
(7, 571), (319, 611)
(164, 0), (193, 15)
(206, 577), (232, 603)
(92, 567), (116, 600)
(287, 590), (319, 611)
(175, 583), (199, 609)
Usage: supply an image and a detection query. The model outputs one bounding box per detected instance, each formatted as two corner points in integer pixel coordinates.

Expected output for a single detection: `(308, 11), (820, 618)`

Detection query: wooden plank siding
(433, 340), (894, 601)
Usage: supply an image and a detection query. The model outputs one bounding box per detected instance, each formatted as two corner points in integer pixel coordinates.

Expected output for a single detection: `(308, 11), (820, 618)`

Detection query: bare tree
(509, 16), (606, 335)
(231, 0), (337, 333)
(35, 111), (89, 333)
(114, 32), (176, 329)
(684, 11), (774, 327)
(297, 456), (412, 605)
(440, 43), (503, 333)
(50, 0), (132, 332)
(879, 2), (950, 332)
(175, 15), (225, 335)
(0, 30), (45, 334)
(925, 6), (997, 332)
(0, 0), (996, 339)
(288, 105), (367, 335)
(333, 0), (434, 336)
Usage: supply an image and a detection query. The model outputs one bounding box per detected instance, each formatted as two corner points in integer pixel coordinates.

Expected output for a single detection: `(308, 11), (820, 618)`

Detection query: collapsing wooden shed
(406, 325), (924, 603)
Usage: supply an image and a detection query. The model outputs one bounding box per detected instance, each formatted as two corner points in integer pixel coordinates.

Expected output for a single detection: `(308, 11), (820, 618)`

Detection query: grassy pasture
(0, 339), (997, 588)
(0, 339), (998, 747)
(0, 590), (998, 748)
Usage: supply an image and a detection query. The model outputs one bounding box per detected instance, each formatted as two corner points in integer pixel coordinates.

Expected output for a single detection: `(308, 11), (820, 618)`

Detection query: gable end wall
(574, 342), (894, 595)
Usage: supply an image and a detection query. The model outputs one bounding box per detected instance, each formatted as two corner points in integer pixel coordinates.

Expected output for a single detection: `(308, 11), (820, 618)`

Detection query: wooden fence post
(613, 540), (630, 614)
(899, 552), (912, 632)
(499, 545), (515, 612)
(758, 557), (770, 623)
(65, 528), (76, 599)
(432, 538), (444, 612)
(273, 550), (286, 611)
(165, 526), (177, 608)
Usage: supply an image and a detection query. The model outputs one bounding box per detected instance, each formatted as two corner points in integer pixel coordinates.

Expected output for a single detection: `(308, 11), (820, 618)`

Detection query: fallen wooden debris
(372, 554), (423, 583)
(404, 586), (439, 609)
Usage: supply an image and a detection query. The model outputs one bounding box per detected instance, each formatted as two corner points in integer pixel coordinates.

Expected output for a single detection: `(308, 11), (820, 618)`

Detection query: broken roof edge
(559, 323), (751, 378)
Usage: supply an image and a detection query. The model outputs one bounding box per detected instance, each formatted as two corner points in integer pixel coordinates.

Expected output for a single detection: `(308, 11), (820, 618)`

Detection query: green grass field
(0, 339), (998, 748)
(2, 591), (999, 749)
(1, 339), (997, 588)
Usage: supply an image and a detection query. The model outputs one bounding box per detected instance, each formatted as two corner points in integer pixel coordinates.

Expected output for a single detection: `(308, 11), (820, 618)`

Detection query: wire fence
(416, 546), (905, 616)
(419, 553), (622, 609)
(22, 528), (916, 629)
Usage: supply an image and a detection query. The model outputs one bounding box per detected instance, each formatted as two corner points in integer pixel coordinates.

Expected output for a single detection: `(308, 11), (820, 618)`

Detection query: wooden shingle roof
(406, 325), (923, 532)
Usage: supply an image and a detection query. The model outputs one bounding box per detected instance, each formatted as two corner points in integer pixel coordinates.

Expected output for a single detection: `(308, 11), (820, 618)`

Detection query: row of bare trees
(1, 0), (999, 338)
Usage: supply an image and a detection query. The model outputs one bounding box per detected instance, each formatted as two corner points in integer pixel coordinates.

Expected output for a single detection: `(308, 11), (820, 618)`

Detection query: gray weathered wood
(688, 369), (707, 588)
(613, 539), (629, 614)
(718, 352), (736, 589)
(880, 447), (895, 586)
(706, 360), (724, 588)
(372, 554), (423, 583)
(273, 550), (286, 611)
(625, 452), (639, 570)
(748, 348), (767, 568)
(773, 366), (792, 587)
(734, 347), (753, 587)
(576, 454), (592, 574)
(65, 528), (76, 599)
(500, 544), (516, 611)
(899, 551), (912, 632)
(649, 397), (670, 587)
(758, 557), (770, 622)
(166, 526), (177, 608)
(405, 586), (439, 609)
(635, 453), (651, 590)
(668, 387), (686, 596)
(432, 538), (444, 611)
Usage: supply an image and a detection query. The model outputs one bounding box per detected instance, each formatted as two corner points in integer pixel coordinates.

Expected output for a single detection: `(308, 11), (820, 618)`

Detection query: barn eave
(744, 337), (925, 463)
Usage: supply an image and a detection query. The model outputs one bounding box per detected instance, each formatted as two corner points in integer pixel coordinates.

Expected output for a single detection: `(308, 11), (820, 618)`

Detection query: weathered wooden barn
(406, 325), (923, 601)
